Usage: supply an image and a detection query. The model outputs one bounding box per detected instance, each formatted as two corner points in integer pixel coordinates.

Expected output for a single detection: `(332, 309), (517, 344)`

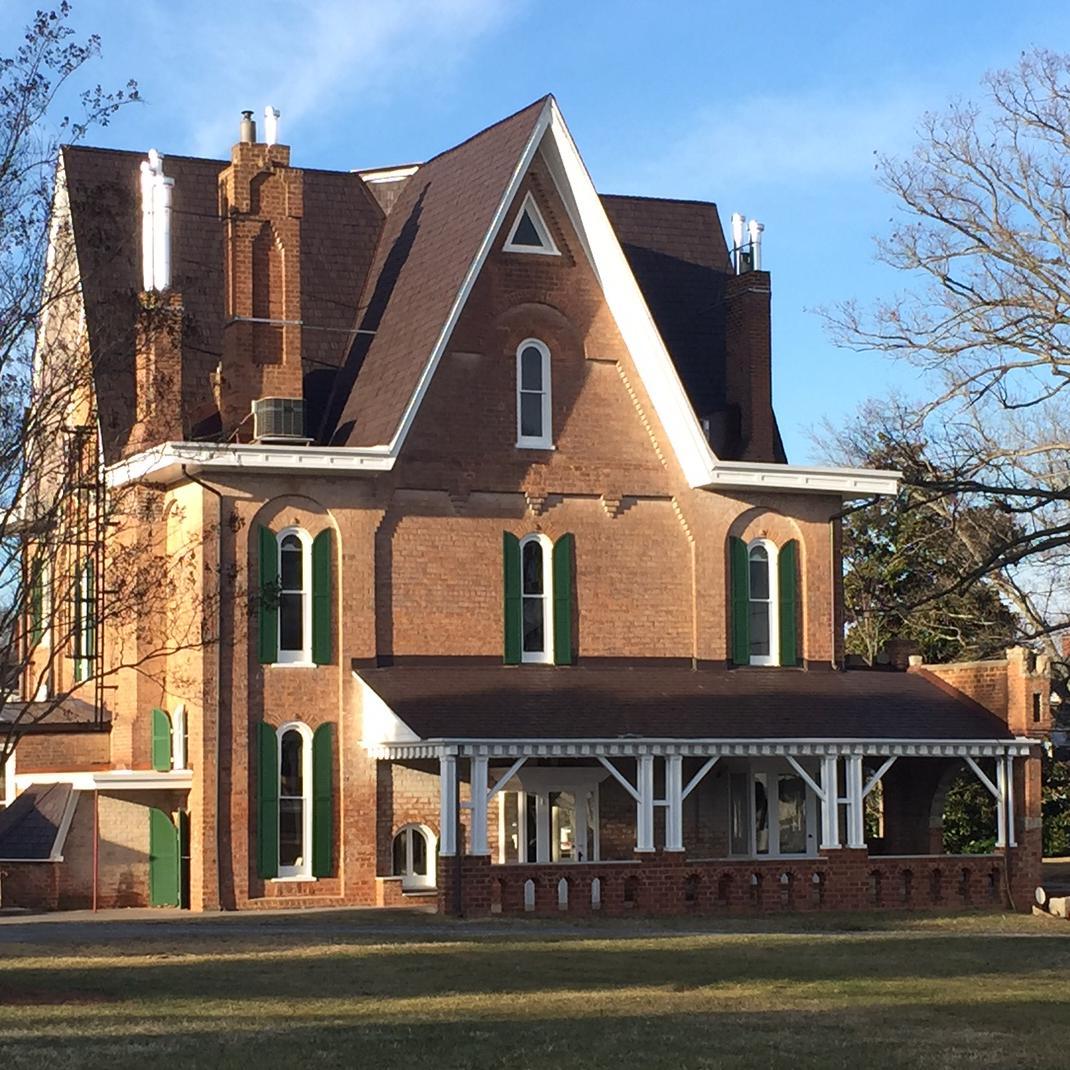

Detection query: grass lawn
(0, 909), (1068, 1069)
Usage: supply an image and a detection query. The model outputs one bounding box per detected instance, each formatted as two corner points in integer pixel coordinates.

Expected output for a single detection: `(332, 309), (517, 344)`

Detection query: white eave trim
(105, 441), (395, 488)
(699, 461), (901, 497)
(365, 736), (1035, 760)
(14, 769), (195, 792)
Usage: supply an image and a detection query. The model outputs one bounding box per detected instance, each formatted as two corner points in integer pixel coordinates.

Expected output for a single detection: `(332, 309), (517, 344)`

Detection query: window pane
(280, 730), (303, 796)
(411, 829), (427, 875)
(730, 773), (748, 854)
(281, 542), (303, 590)
(279, 798), (303, 867)
(280, 592), (304, 651)
(754, 775), (769, 855)
(513, 212), (543, 247)
(522, 541), (543, 595)
(503, 792), (520, 863)
(521, 346), (543, 390)
(523, 596), (545, 653)
(392, 832), (406, 876)
(520, 392), (543, 438)
(749, 602), (770, 656)
(779, 776), (807, 854)
(749, 548), (769, 599)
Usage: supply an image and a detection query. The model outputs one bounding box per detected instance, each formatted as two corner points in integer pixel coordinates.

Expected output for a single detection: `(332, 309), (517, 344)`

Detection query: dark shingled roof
(357, 665), (1013, 741)
(0, 783), (74, 860)
(326, 96), (549, 447)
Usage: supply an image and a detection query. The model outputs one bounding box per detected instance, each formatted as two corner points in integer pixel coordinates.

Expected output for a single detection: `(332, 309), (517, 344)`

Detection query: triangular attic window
(503, 192), (559, 255)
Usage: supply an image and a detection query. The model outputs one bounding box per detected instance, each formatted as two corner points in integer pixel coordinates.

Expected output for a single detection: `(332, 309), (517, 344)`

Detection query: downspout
(181, 464), (224, 910)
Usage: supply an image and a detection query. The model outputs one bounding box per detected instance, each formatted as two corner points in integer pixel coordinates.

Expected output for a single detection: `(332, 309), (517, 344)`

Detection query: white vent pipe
(730, 212), (745, 274)
(264, 106), (280, 147)
(139, 148), (173, 291)
(748, 219), (764, 271)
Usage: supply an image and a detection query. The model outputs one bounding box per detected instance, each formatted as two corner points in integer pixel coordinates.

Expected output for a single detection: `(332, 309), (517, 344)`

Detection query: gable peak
(503, 191), (559, 256)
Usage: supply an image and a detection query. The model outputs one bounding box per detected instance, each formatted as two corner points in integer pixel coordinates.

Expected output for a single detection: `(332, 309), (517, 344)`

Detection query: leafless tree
(823, 49), (1070, 665)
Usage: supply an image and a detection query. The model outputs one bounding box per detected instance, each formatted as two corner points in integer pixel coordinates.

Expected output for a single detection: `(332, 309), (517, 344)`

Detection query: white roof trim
(0, 786), (80, 864)
(699, 461), (901, 497)
(356, 673), (421, 746)
(366, 736), (1035, 760)
(502, 190), (559, 255)
(14, 769), (195, 792)
(355, 164), (420, 183)
(105, 441), (395, 488)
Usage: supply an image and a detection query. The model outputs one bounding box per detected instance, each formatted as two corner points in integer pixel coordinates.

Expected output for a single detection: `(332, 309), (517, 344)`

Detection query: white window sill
(269, 661), (318, 669)
(516, 440), (556, 451)
(271, 874), (317, 883)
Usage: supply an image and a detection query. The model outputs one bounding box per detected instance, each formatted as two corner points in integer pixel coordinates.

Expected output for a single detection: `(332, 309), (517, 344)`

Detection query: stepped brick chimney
(723, 268), (776, 462)
(217, 110), (304, 438)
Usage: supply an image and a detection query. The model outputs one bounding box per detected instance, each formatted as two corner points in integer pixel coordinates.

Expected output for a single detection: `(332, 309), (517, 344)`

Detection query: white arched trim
(276, 526), (313, 665)
(392, 822), (437, 890)
(276, 720), (314, 880)
(515, 338), (553, 449)
(519, 532), (554, 664)
(746, 537), (779, 667)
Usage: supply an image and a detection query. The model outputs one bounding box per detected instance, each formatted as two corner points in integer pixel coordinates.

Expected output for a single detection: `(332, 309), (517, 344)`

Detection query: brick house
(0, 97), (1051, 915)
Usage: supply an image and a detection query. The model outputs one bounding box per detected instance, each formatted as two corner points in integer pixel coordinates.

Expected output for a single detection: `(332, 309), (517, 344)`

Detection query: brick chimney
(217, 109), (304, 439)
(723, 268), (776, 462)
(130, 292), (185, 447)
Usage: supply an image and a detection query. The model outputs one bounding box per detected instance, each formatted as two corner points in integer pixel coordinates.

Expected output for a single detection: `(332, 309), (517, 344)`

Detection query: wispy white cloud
(112, 0), (516, 157)
(638, 85), (932, 195)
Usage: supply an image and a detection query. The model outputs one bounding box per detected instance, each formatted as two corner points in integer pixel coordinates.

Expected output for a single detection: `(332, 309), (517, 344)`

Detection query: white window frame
(392, 823), (436, 890)
(276, 527), (313, 666)
(276, 721), (314, 880)
(502, 191), (560, 256)
(728, 759), (818, 859)
(515, 338), (553, 450)
(519, 533), (554, 664)
(1, 749), (15, 807)
(747, 538), (779, 667)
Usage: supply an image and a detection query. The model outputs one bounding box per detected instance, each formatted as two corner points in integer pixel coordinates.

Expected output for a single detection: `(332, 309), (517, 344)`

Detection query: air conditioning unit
(252, 397), (309, 443)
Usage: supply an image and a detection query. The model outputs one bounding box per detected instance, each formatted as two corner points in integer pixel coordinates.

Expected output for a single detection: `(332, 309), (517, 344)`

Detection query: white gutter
(106, 441), (395, 488)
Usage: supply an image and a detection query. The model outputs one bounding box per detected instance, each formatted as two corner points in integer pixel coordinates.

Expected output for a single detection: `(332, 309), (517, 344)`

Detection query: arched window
(392, 824), (435, 889)
(520, 533), (553, 663)
(516, 339), (552, 449)
(278, 722), (312, 878)
(747, 539), (778, 667)
(277, 528), (311, 664)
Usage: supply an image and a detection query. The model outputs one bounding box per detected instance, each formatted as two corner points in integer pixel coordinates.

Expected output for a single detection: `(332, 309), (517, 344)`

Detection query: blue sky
(10, 0), (1070, 463)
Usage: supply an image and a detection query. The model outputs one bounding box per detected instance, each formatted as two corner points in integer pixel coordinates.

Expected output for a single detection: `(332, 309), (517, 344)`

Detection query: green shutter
(730, 536), (750, 666)
(503, 532), (521, 665)
(778, 539), (799, 667)
(311, 529), (332, 666)
(257, 722), (279, 879)
(312, 723), (334, 877)
(151, 707), (172, 772)
(148, 808), (181, 907)
(552, 533), (575, 665)
(258, 525), (278, 664)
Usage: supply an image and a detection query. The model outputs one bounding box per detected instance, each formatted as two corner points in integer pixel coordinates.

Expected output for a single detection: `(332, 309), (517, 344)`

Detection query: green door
(148, 807), (181, 907)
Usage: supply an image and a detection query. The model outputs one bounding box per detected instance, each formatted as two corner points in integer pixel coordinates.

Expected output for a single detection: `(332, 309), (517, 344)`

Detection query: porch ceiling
(357, 664), (1014, 745)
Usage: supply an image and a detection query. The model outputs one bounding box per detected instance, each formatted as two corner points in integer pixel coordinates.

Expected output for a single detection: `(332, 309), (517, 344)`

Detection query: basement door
(148, 807), (181, 907)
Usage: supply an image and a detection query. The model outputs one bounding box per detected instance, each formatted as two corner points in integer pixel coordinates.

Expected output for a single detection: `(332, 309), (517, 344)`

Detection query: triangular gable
(330, 95), (718, 487)
(502, 191), (559, 255)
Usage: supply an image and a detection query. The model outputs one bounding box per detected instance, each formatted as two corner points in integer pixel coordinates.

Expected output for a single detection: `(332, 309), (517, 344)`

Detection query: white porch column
(469, 755), (489, 856)
(995, 757), (1008, 849)
(820, 756), (841, 850)
(439, 753), (458, 856)
(535, 792), (550, 863)
(665, 755), (684, 852)
(1005, 753), (1017, 848)
(636, 754), (655, 853)
(846, 755), (865, 849)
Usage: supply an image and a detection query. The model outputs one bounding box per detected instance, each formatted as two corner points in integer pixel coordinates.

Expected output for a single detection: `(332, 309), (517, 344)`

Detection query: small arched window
(516, 339), (552, 449)
(520, 533), (553, 663)
(277, 528), (311, 663)
(278, 722), (312, 878)
(392, 824), (435, 889)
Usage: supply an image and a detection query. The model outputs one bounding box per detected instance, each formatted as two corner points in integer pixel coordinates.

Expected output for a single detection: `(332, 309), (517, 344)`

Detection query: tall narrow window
(747, 541), (778, 666)
(72, 559), (95, 682)
(278, 724), (311, 878)
(277, 529), (310, 663)
(520, 534), (552, 663)
(516, 339), (552, 449)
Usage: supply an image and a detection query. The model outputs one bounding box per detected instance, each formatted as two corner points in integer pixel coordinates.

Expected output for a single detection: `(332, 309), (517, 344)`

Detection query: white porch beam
(439, 753), (458, 856)
(1005, 753), (1017, 848)
(819, 756), (841, 850)
(862, 755), (897, 798)
(682, 755), (720, 800)
(965, 755), (1006, 848)
(785, 755), (825, 800)
(487, 756), (527, 802)
(636, 754), (655, 853)
(665, 755), (684, 853)
(469, 755), (489, 856)
(598, 756), (641, 801)
(846, 755), (865, 849)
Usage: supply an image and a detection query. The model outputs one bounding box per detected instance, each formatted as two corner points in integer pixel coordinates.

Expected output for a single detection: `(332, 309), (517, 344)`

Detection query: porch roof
(357, 663), (1014, 745)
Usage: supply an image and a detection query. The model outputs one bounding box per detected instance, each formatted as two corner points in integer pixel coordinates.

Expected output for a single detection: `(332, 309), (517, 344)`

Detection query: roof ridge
(422, 94), (551, 166)
(601, 192), (720, 209)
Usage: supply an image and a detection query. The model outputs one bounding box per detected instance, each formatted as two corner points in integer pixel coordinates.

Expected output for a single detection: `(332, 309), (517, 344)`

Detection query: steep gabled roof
(325, 96), (550, 447)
